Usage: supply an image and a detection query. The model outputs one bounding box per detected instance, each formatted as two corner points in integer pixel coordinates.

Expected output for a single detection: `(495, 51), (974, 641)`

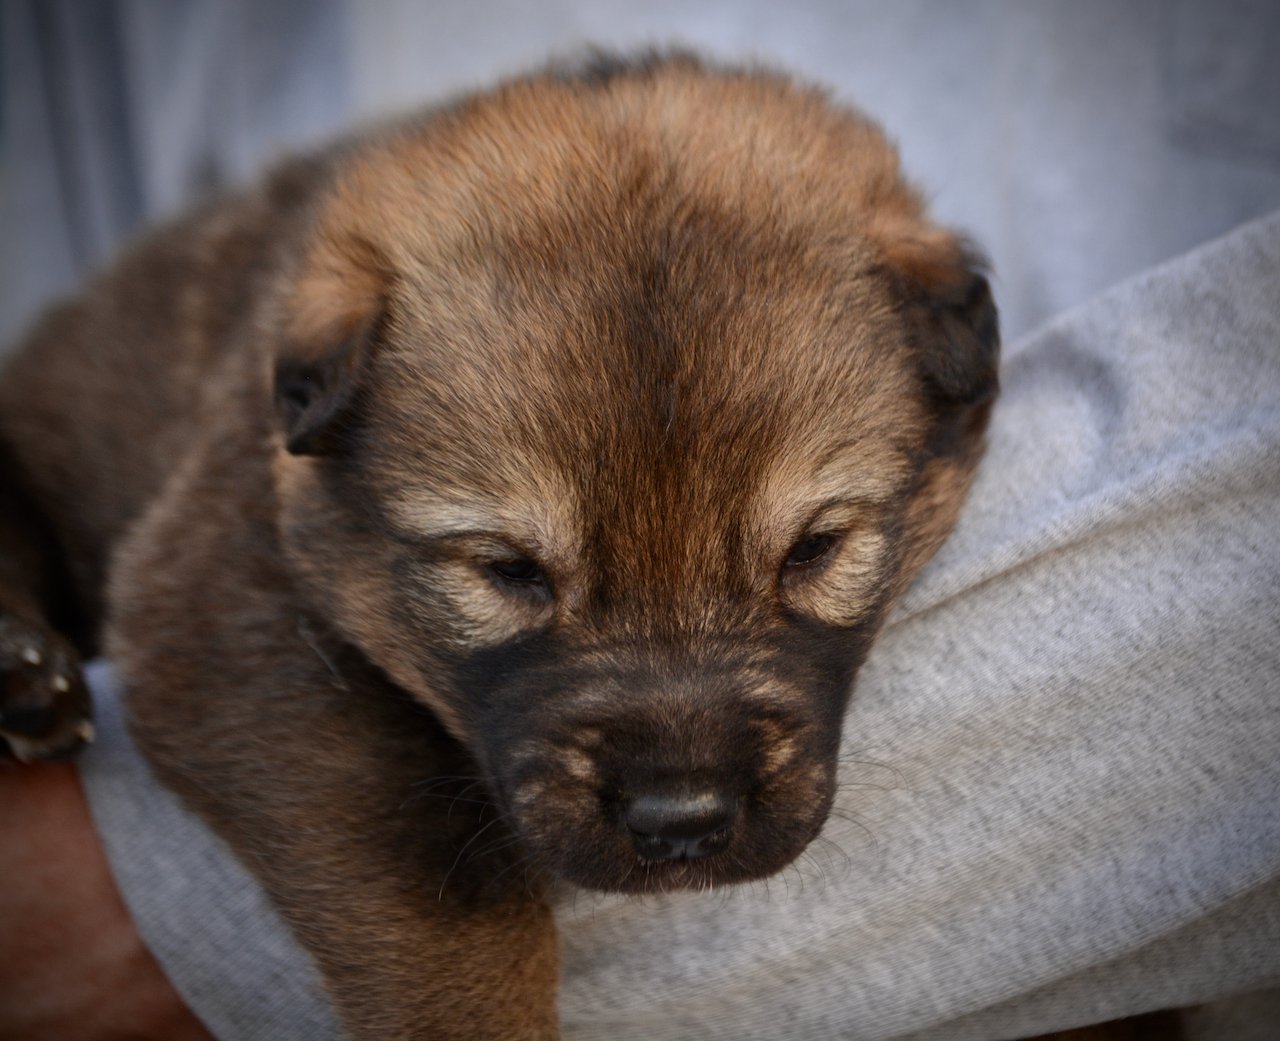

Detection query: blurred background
(3, 0), (1279, 348)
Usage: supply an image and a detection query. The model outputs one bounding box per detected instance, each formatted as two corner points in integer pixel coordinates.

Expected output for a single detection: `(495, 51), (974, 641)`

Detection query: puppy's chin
(565, 847), (811, 896)
(536, 807), (834, 896)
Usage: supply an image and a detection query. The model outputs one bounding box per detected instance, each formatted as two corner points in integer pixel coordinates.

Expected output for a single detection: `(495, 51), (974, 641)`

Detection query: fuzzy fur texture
(0, 53), (1002, 1038)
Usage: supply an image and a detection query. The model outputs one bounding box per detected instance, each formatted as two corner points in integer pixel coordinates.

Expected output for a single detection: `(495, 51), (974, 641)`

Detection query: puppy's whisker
(399, 776), (496, 815)
(438, 816), (505, 900)
(487, 848), (543, 890)
(296, 617), (348, 691)
(837, 753), (907, 790)
(833, 780), (900, 795)
(824, 808), (880, 852)
(401, 792), (495, 810)
(410, 775), (486, 793)
(808, 833), (854, 883)
(470, 832), (525, 862)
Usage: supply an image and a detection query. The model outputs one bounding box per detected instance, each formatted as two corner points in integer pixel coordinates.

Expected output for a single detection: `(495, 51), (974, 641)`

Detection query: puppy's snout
(624, 790), (735, 861)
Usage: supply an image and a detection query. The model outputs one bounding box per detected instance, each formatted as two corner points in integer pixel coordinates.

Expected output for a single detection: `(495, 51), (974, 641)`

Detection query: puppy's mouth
(496, 739), (836, 894)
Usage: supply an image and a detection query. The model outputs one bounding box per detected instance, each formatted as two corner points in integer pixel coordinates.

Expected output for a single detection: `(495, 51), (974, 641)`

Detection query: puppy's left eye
(488, 558), (548, 588)
(783, 533), (840, 570)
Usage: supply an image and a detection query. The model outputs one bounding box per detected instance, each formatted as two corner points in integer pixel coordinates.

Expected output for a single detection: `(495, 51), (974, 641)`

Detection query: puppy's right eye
(488, 558), (549, 590)
(783, 532), (840, 570)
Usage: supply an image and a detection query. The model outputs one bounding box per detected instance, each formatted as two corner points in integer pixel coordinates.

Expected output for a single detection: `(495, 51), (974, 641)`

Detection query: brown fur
(0, 53), (1004, 1038)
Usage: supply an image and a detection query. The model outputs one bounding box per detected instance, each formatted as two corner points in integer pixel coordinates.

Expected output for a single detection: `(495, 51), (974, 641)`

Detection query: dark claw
(0, 613), (93, 762)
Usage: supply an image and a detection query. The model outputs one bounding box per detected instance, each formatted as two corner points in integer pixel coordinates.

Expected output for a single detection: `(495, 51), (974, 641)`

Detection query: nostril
(624, 791), (735, 860)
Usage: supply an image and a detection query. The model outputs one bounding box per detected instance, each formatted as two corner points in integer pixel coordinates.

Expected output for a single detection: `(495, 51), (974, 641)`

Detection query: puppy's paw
(0, 613), (93, 762)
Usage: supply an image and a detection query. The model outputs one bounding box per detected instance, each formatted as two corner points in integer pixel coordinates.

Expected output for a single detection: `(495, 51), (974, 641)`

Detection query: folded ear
(872, 222), (1001, 597)
(911, 265), (999, 408)
(276, 311), (380, 456)
(872, 221), (1001, 410)
(275, 230), (388, 456)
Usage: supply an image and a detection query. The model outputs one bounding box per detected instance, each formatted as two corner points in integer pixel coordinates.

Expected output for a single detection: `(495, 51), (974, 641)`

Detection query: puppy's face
(273, 62), (997, 893)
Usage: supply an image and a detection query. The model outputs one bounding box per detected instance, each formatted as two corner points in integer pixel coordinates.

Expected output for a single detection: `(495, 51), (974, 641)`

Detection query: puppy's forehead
(368, 226), (915, 534)
(342, 68), (928, 537)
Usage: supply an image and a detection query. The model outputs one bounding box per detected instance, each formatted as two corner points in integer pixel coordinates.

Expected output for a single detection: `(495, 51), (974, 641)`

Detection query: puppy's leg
(0, 180), (322, 761)
(124, 629), (562, 1040)
(0, 446), (92, 761)
(110, 454), (561, 1041)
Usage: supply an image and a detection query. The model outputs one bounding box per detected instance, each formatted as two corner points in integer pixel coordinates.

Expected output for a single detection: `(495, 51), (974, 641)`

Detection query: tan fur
(0, 53), (1006, 1039)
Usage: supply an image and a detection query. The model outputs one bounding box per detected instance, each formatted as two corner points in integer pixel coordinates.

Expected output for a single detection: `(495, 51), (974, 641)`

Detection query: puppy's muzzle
(624, 789), (735, 861)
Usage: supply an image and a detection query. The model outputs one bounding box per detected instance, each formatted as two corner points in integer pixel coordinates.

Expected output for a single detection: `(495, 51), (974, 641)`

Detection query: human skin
(0, 760), (213, 1041)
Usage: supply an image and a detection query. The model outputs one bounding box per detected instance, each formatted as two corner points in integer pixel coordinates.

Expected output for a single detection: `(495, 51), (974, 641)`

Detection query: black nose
(624, 790), (735, 861)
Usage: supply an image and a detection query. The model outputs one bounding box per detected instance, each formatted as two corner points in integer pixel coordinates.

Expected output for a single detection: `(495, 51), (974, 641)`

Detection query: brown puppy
(0, 53), (997, 1038)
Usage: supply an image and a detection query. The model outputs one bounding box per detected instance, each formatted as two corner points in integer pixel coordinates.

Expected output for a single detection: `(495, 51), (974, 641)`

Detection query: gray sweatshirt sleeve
(80, 210), (1280, 1040)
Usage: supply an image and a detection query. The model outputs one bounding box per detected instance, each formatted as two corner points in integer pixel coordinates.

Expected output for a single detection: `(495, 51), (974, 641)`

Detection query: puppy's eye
(783, 533), (840, 570)
(488, 558), (548, 589)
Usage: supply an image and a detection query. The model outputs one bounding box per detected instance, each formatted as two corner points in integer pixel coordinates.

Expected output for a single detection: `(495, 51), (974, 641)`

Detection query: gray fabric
(79, 211), (1280, 1038)
(1, 0), (350, 345)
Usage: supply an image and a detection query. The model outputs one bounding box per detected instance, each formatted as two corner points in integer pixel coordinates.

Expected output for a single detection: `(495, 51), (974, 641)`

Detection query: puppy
(0, 52), (998, 1039)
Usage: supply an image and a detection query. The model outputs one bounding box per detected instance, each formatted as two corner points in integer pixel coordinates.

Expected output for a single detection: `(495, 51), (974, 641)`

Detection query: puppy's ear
(908, 264), (999, 409)
(276, 230), (388, 456)
(874, 223), (1001, 410)
(874, 225), (1000, 594)
(276, 312), (379, 456)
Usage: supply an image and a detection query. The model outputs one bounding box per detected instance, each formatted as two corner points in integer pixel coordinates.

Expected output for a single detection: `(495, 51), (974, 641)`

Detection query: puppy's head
(272, 57), (997, 893)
